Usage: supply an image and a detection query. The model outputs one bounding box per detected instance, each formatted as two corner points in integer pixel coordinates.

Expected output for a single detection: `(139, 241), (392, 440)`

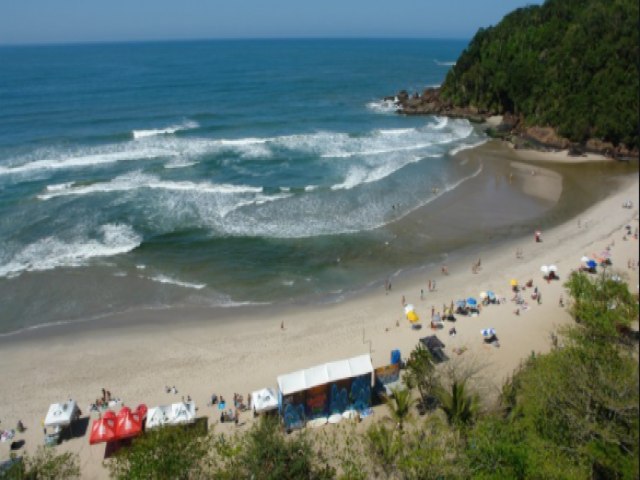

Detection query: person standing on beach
(420, 289), (424, 300)
(401, 295), (406, 306)
(428, 280), (432, 291)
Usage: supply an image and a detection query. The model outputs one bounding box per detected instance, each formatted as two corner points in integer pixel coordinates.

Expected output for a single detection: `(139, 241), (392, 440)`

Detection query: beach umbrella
(466, 297), (478, 307)
(540, 265), (549, 274)
(89, 417), (116, 445)
(479, 291), (488, 299)
(510, 279), (518, 287)
(548, 265), (558, 272)
(586, 260), (597, 269)
(600, 250), (611, 258)
(487, 291), (496, 300)
(404, 304), (415, 314)
(580, 256), (590, 263)
(407, 310), (419, 323)
(481, 328), (496, 337)
(455, 300), (466, 308)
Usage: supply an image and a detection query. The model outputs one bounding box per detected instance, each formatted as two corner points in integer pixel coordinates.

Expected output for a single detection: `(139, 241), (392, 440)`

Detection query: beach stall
(251, 387), (279, 416)
(114, 407), (142, 440)
(277, 354), (374, 431)
(89, 416), (116, 445)
(145, 401), (196, 430)
(44, 400), (80, 445)
(374, 362), (402, 399)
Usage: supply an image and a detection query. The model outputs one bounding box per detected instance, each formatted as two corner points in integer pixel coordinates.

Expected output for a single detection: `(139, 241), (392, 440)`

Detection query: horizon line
(0, 35), (472, 48)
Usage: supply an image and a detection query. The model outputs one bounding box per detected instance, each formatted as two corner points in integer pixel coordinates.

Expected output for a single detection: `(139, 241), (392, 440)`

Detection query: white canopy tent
(146, 401), (196, 430)
(251, 387), (279, 414)
(277, 354), (374, 396)
(44, 400), (79, 428)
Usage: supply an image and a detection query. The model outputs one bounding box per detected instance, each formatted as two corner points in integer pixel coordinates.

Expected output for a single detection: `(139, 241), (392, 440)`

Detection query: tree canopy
(441, 0), (639, 148)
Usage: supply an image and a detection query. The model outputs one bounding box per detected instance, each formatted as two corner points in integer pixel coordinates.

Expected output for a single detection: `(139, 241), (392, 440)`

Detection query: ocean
(0, 39), (620, 334)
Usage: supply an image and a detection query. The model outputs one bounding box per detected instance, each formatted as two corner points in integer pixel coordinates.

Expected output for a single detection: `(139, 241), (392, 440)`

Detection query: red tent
(89, 417), (116, 445)
(135, 403), (148, 420)
(115, 407), (142, 440)
(103, 410), (116, 421)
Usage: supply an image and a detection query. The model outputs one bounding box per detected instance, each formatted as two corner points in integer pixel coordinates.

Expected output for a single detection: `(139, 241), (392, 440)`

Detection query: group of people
(91, 388), (115, 411)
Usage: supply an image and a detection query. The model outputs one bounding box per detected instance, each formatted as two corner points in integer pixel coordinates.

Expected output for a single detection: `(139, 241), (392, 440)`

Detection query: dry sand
(0, 146), (637, 479)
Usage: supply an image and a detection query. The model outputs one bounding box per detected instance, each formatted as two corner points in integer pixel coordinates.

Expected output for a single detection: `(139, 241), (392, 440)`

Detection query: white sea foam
(164, 160), (198, 169)
(148, 274), (206, 290)
(432, 117), (448, 130)
(0, 147), (176, 176)
(132, 120), (199, 139)
(331, 155), (423, 191)
(46, 182), (75, 192)
(448, 139), (488, 156)
(38, 171), (263, 200)
(366, 99), (399, 114)
(0, 224), (141, 278)
(434, 60), (456, 66)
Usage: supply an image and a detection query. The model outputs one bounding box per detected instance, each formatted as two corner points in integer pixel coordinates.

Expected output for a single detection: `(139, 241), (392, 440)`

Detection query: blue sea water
(0, 39), (510, 331)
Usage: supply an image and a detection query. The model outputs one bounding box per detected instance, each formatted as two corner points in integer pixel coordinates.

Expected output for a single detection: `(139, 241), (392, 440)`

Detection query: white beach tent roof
(277, 354), (373, 396)
(170, 401), (196, 425)
(146, 401), (195, 429)
(44, 400), (78, 428)
(146, 405), (171, 430)
(251, 387), (279, 414)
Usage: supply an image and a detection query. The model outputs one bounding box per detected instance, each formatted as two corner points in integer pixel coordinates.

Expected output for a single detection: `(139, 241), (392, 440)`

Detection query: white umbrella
(548, 265), (558, 272)
(540, 265), (549, 274)
(404, 304), (415, 314)
(580, 256), (590, 263)
(479, 291), (488, 299)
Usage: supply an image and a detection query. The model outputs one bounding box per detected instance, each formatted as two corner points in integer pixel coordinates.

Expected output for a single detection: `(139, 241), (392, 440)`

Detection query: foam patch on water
(148, 274), (206, 290)
(434, 60), (456, 66)
(132, 120), (199, 139)
(0, 224), (141, 278)
(38, 171), (263, 200)
(366, 99), (399, 114)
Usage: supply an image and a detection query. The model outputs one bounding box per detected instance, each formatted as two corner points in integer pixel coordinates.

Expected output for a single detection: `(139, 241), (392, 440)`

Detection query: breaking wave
(0, 224), (142, 278)
(132, 120), (199, 139)
(148, 274), (206, 290)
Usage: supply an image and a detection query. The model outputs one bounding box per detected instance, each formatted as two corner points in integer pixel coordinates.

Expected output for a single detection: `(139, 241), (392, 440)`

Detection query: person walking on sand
(420, 289), (424, 300)
(401, 295), (406, 306)
(428, 279), (432, 291)
(280, 320), (285, 330)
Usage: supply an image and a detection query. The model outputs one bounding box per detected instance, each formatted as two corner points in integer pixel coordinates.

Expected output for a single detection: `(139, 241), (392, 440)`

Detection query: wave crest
(132, 120), (199, 139)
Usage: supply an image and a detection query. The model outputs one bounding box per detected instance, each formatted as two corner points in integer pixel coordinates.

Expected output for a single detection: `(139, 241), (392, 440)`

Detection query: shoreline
(0, 143), (638, 479)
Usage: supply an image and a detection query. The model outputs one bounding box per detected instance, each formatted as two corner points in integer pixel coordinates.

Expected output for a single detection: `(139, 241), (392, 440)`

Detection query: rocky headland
(387, 87), (639, 160)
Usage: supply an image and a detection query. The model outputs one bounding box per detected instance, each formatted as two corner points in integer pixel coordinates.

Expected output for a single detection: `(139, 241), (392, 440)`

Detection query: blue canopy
(455, 300), (466, 308)
(466, 297), (478, 306)
(487, 291), (496, 300)
(586, 259), (597, 269)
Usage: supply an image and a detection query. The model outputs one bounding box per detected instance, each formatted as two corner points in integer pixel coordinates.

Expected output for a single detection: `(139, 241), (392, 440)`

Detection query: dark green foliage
(441, 0), (639, 148)
(403, 343), (438, 412)
(436, 379), (479, 429)
(215, 416), (335, 480)
(106, 423), (211, 480)
(0, 448), (80, 480)
(383, 387), (414, 431)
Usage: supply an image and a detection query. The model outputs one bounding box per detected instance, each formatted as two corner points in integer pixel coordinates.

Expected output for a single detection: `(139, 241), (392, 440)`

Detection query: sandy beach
(0, 142), (637, 479)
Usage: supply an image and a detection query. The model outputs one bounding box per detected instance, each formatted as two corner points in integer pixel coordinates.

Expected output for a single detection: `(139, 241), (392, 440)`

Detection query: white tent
(170, 401), (195, 424)
(146, 401), (196, 430)
(251, 387), (279, 414)
(44, 400), (79, 428)
(277, 354), (374, 396)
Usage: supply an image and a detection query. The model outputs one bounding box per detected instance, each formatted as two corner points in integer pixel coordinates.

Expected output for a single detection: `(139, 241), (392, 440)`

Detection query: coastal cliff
(390, 0), (639, 159)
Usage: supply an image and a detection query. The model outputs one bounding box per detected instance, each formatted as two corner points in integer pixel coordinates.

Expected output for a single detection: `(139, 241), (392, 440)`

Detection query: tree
(106, 423), (212, 480)
(215, 415), (335, 480)
(384, 387), (414, 432)
(436, 378), (478, 429)
(1, 447), (80, 480)
(403, 344), (438, 413)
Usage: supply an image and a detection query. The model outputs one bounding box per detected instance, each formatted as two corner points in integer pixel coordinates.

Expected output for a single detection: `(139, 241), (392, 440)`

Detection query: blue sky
(0, 0), (543, 45)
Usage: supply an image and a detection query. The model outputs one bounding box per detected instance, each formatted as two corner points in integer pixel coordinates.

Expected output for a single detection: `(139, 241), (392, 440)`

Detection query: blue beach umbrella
(487, 291), (496, 300)
(455, 300), (466, 308)
(466, 297), (478, 307)
(586, 259), (597, 269)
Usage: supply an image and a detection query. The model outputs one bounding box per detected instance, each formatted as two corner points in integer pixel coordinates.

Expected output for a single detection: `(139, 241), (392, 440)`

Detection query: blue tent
(466, 297), (478, 307)
(487, 291), (496, 300)
(586, 259), (597, 269)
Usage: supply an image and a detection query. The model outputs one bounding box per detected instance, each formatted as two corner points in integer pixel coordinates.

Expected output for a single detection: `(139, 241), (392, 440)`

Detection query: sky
(0, 0), (543, 46)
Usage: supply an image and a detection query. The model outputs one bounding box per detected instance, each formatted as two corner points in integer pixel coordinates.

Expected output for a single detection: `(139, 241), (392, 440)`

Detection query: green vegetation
(441, 0), (639, 148)
(0, 448), (80, 480)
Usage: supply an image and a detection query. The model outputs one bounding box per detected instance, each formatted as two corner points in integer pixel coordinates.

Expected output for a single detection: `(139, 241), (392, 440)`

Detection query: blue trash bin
(390, 349), (401, 365)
